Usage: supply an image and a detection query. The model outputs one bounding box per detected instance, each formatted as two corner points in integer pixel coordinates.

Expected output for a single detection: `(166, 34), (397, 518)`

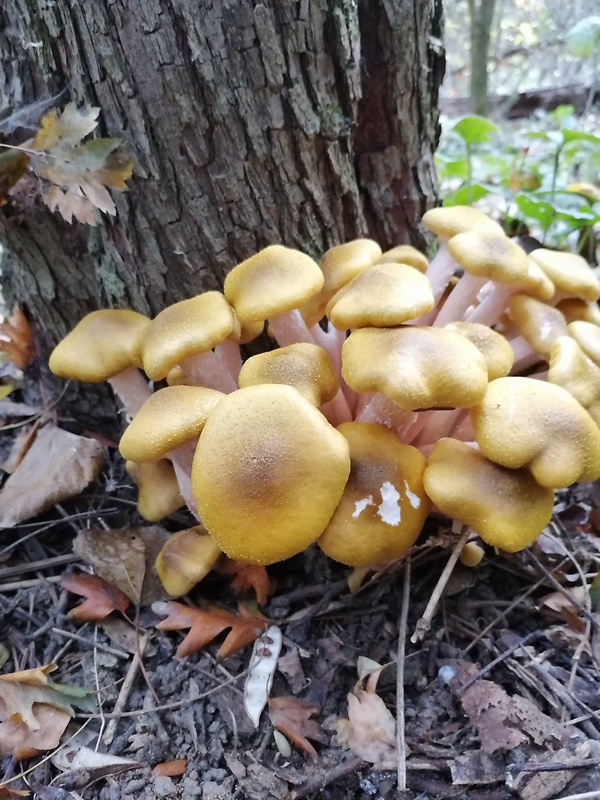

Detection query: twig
(552, 792), (600, 800)
(411, 527), (470, 643)
(102, 631), (151, 745)
(289, 756), (367, 799)
(50, 627), (130, 660)
(0, 576), (62, 591)
(460, 631), (539, 692)
(0, 553), (77, 580)
(396, 558), (410, 792)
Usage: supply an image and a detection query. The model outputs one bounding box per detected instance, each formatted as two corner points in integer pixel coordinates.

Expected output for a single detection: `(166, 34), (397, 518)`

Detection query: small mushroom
(508, 293), (568, 370)
(156, 526), (222, 596)
(317, 422), (430, 566)
(423, 438), (554, 552)
(377, 244), (429, 273)
(191, 384), (351, 565)
(548, 336), (600, 427)
(49, 309), (152, 416)
(568, 320), (600, 367)
(125, 459), (184, 522)
(471, 376), (600, 487)
(529, 249), (600, 303)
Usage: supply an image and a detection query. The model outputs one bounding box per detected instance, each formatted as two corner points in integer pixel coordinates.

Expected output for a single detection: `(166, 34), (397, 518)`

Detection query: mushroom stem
(449, 409), (474, 441)
(424, 243), (457, 303)
(215, 339), (243, 382)
(108, 367), (153, 418)
(169, 443), (201, 521)
(510, 336), (543, 373)
(268, 309), (316, 347)
(414, 408), (464, 446)
(465, 283), (513, 325)
(321, 388), (354, 426)
(356, 394), (417, 438)
(181, 351), (238, 393)
(432, 273), (487, 327)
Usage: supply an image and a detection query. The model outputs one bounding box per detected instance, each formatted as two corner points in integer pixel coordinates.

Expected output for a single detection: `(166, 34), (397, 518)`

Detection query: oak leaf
(61, 572), (131, 621)
(0, 308), (34, 370)
(268, 696), (324, 760)
(152, 600), (268, 659)
(219, 559), (275, 606)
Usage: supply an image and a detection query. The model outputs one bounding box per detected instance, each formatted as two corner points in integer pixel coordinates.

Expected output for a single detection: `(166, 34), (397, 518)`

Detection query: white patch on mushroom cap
(353, 495), (374, 518)
(377, 481), (401, 526)
(404, 480), (421, 509)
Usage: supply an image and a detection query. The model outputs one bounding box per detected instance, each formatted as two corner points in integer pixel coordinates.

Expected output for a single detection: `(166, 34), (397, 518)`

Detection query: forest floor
(2, 422), (600, 800)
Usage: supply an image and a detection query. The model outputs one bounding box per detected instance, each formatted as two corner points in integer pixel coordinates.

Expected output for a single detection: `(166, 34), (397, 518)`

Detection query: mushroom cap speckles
(191, 384), (351, 565)
(508, 294), (568, 358)
(317, 422), (430, 566)
(342, 326), (489, 411)
(49, 309), (150, 382)
(444, 321), (514, 380)
(424, 438), (554, 552)
(471, 376), (600, 488)
(447, 226), (529, 283)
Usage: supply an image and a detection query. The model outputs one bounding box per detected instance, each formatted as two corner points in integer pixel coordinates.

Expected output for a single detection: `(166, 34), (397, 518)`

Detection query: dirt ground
(2, 447), (600, 800)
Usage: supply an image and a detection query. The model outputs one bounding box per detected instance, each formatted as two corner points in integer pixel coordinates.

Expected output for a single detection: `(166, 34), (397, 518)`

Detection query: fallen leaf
(244, 626), (283, 727)
(0, 308), (33, 369)
(346, 688), (397, 769)
(73, 526), (170, 606)
(0, 665), (95, 759)
(218, 560), (275, 606)
(0, 786), (29, 798)
(152, 759), (186, 778)
(0, 425), (104, 527)
(152, 600), (268, 658)
(268, 696), (324, 760)
(277, 647), (306, 695)
(60, 573), (131, 621)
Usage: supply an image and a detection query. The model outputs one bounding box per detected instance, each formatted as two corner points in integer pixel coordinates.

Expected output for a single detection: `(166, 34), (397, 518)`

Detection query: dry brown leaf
(152, 759), (187, 777)
(30, 103), (133, 226)
(153, 600), (268, 659)
(73, 526), (170, 606)
(268, 696), (324, 760)
(60, 573), (131, 621)
(461, 679), (565, 754)
(346, 688), (397, 769)
(0, 665), (94, 759)
(0, 308), (34, 369)
(0, 786), (29, 797)
(0, 147), (29, 205)
(219, 559), (275, 606)
(0, 425), (104, 527)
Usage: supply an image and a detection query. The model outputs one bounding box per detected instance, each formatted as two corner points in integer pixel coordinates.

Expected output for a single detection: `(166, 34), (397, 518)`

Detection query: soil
(2, 448), (600, 800)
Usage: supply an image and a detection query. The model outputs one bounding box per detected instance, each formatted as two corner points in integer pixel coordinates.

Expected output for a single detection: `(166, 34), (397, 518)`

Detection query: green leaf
(514, 194), (555, 229)
(451, 116), (497, 145)
(567, 16), (600, 58)
(561, 129), (600, 147)
(443, 184), (490, 206)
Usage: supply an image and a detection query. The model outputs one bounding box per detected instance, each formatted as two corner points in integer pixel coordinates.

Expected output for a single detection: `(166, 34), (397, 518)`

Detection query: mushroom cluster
(49, 206), (600, 585)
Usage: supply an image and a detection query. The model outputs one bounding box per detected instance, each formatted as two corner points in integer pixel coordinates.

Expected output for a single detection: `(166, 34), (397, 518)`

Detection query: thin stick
(411, 527), (470, 643)
(50, 627), (130, 660)
(102, 631), (151, 745)
(396, 558), (410, 791)
(0, 576), (62, 591)
(552, 792), (600, 800)
(290, 756), (367, 800)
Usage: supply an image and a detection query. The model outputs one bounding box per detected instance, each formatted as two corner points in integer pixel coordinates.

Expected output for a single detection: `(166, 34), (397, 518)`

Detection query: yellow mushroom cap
(529, 249), (600, 302)
(342, 326), (489, 410)
(238, 343), (338, 406)
(156, 526), (222, 596)
(317, 422), (430, 566)
(423, 438), (554, 552)
(459, 542), (485, 568)
(444, 322), (514, 380)
(471, 376), (600, 487)
(447, 226), (529, 283)
(119, 385), (224, 462)
(134, 292), (236, 381)
(422, 206), (502, 238)
(223, 245), (324, 325)
(518, 259), (555, 302)
(49, 309), (150, 382)
(508, 294), (568, 358)
(566, 182), (600, 201)
(377, 244), (429, 273)
(126, 460), (184, 522)
(568, 320), (600, 367)
(326, 263), (434, 330)
(191, 384), (351, 565)
(557, 298), (600, 326)
(549, 336), (600, 427)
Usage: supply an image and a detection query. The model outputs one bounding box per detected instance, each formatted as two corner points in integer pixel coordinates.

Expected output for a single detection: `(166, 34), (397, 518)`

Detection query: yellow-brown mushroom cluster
(49, 206), (600, 587)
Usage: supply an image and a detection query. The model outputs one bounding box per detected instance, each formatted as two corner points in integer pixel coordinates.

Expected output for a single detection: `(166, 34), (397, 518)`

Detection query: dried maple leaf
(268, 696), (324, 760)
(346, 688), (397, 769)
(29, 103), (133, 226)
(0, 308), (34, 370)
(219, 559), (275, 606)
(0, 665), (95, 759)
(152, 600), (268, 659)
(61, 572), (131, 621)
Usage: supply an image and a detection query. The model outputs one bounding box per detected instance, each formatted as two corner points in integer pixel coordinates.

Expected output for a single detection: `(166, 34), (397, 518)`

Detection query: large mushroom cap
(191, 384), (351, 565)
(548, 336), (600, 427)
(423, 438), (554, 552)
(422, 206), (501, 239)
(49, 309), (150, 382)
(238, 343), (338, 407)
(135, 292), (236, 381)
(471, 376), (600, 487)
(326, 263), (434, 329)
(119, 385), (224, 462)
(224, 245), (324, 325)
(317, 422), (430, 566)
(342, 326), (489, 410)
(447, 226), (529, 283)
(529, 249), (600, 303)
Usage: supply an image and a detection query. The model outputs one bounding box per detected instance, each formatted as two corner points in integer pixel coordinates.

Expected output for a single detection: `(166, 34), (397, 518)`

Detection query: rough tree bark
(0, 0), (444, 422)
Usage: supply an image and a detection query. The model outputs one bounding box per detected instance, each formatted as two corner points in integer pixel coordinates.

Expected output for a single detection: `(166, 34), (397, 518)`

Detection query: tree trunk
(468, 0), (497, 116)
(0, 0), (444, 425)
